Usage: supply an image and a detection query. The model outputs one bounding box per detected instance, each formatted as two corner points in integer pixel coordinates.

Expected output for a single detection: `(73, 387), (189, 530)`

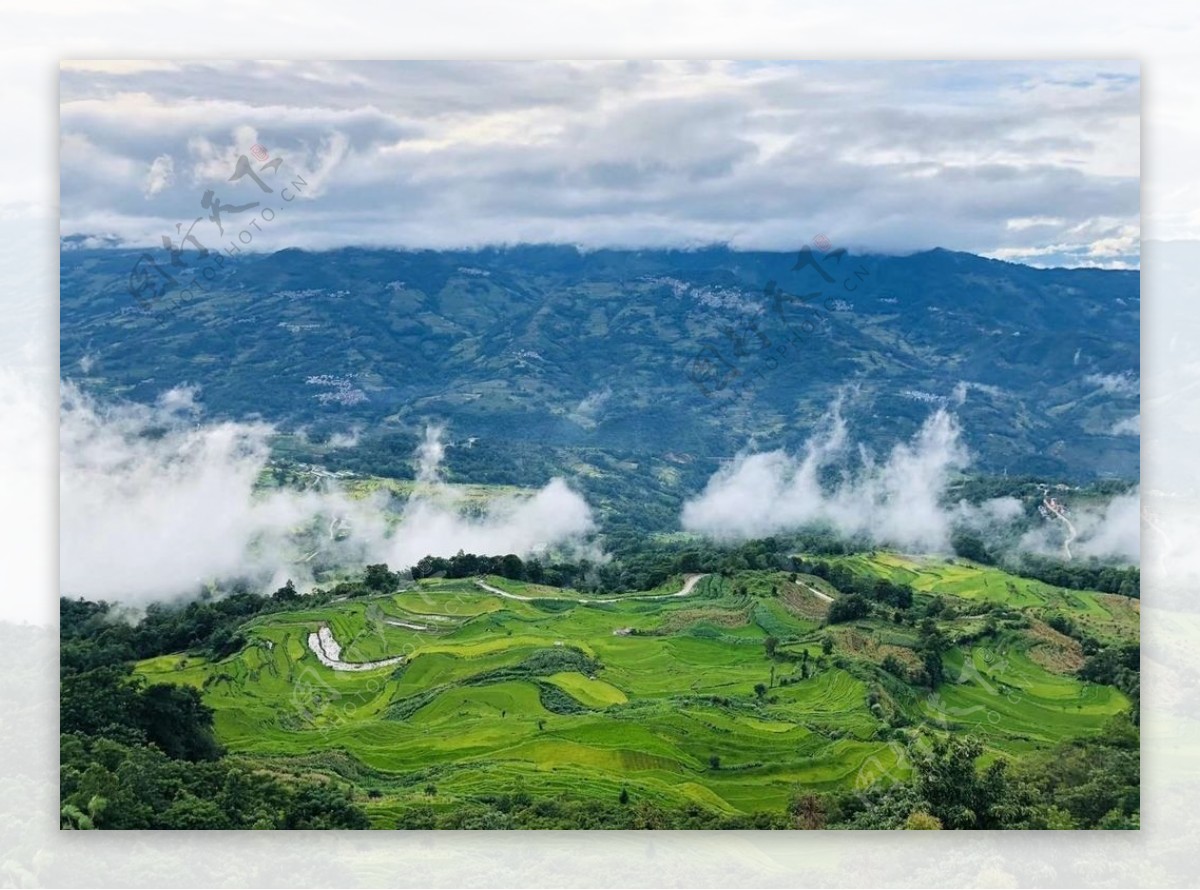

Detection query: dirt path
(1044, 499), (1078, 560)
(473, 573), (709, 605)
(473, 579), (535, 601)
(800, 581), (833, 603)
(383, 618), (433, 631)
(300, 516), (345, 563)
(636, 572), (709, 600)
(307, 625), (405, 671)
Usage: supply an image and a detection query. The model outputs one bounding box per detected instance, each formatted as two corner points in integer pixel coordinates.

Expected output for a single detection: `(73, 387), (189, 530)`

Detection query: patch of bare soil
(1026, 620), (1085, 673)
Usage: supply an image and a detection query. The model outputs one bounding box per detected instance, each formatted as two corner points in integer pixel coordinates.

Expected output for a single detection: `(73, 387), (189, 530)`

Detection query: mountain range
(60, 243), (1140, 487)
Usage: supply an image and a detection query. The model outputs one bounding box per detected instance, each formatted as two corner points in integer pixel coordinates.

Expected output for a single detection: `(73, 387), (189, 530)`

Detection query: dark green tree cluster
(805, 561), (915, 609)
(811, 721), (1138, 830)
(61, 584), (321, 668)
(61, 735), (370, 830)
(411, 551), (537, 582)
(1006, 556), (1139, 597)
(826, 595), (870, 625)
(407, 535), (843, 594)
(59, 596), (371, 830)
(950, 530), (994, 565)
(390, 792), (791, 830)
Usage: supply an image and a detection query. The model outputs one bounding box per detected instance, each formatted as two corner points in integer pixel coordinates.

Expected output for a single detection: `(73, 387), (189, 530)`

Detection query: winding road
(1044, 498), (1078, 560)
(383, 618), (434, 631)
(473, 578), (535, 601)
(473, 573), (710, 605)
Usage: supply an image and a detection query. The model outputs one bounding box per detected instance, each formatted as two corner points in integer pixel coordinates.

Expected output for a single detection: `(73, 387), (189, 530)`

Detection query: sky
(58, 60), (1140, 268)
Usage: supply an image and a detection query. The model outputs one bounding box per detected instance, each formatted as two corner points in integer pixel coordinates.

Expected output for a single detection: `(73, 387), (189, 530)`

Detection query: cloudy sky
(59, 60), (1139, 268)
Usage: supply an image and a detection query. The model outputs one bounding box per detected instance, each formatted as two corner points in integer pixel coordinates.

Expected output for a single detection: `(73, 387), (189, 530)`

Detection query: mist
(60, 384), (597, 605)
(1019, 486), (1141, 563)
(681, 399), (1139, 562)
(383, 425), (598, 569)
(681, 402), (970, 551)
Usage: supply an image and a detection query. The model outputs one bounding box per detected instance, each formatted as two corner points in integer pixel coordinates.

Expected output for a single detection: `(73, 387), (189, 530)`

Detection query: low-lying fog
(60, 383), (1138, 605)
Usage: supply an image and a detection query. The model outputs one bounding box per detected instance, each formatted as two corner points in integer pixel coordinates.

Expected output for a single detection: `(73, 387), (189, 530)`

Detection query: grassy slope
(136, 557), (1135, 826)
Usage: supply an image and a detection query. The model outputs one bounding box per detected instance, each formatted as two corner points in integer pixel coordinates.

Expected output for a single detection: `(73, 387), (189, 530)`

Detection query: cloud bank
(60, 385), (596, 605)
(59, 60), (1139, 268)
(681, 399), (1139, 561)
(383, 425), (597, 569)
(682, 402), (970, 551)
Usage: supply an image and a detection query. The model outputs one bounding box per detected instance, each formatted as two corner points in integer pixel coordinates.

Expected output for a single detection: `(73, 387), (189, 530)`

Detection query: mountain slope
(60, 244), (1139, 481)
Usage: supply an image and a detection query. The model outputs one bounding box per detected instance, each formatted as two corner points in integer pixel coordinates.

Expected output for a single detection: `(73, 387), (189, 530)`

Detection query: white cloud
(1019, 487), (1141, 562)
(1112, 414), (1141, 436)
(143, 154), (174, 197)
(326, 428), (361, 449)
(683, 398), (1138, 563)
(59, 385), (598, 605)
(1076, 488), (1141, 561)
(681, 401), (970, 552)
(1086, 371), (1139, 395)
(568, 387), (612, 429)
(58, 61), (1139, 266)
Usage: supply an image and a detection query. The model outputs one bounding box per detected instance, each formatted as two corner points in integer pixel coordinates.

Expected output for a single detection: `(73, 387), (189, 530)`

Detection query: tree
(904, 811), (942, 830)
(950, 530), (992, 565)
(880, 654), (906, 679)
(284, 784), (371, 829)
(1047, 614), (1075, 636)
(708, 754), (721, 770)
(272, 580), (300, 603)
(827, 594), (870, 624)
(619, 787), (630, 805)
(764, 636), (779, 659)
(137, 682), (222, 761)
(61, 795), (107, 830)
(921, 650), (945, 688)
(499, 554), (526, 580)
(821, 635), (834, 656)
(162, 796), (227, 830)
(790, 792), (826, 829)
(753, 682), (768, 700)
(364, 563), (399, 594)
(912, 738), (1034, 829)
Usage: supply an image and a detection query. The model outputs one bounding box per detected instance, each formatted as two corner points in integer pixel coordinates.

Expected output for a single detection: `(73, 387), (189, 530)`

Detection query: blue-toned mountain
(60, 244), (1139, 482)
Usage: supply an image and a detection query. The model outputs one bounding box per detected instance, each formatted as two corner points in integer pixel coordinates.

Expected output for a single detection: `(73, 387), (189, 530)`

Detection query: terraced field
(136, 557), (1135, 827)
(832, 553), (1140, 643)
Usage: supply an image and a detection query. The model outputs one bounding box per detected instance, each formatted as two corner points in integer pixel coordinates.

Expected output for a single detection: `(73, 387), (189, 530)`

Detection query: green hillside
(123, 556), (1136, 828)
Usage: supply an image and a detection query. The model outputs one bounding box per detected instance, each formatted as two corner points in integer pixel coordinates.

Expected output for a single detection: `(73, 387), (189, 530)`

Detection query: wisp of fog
(60, 383), (596, 605)
(681, 399), (1139, 561)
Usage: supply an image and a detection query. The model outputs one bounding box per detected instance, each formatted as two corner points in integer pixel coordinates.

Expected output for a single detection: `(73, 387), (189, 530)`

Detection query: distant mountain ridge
(60, 244), (1139, 481)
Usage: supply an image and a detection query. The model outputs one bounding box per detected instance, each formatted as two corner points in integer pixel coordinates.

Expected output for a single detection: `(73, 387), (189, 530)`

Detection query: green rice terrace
(129, 553), (1138, 828)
